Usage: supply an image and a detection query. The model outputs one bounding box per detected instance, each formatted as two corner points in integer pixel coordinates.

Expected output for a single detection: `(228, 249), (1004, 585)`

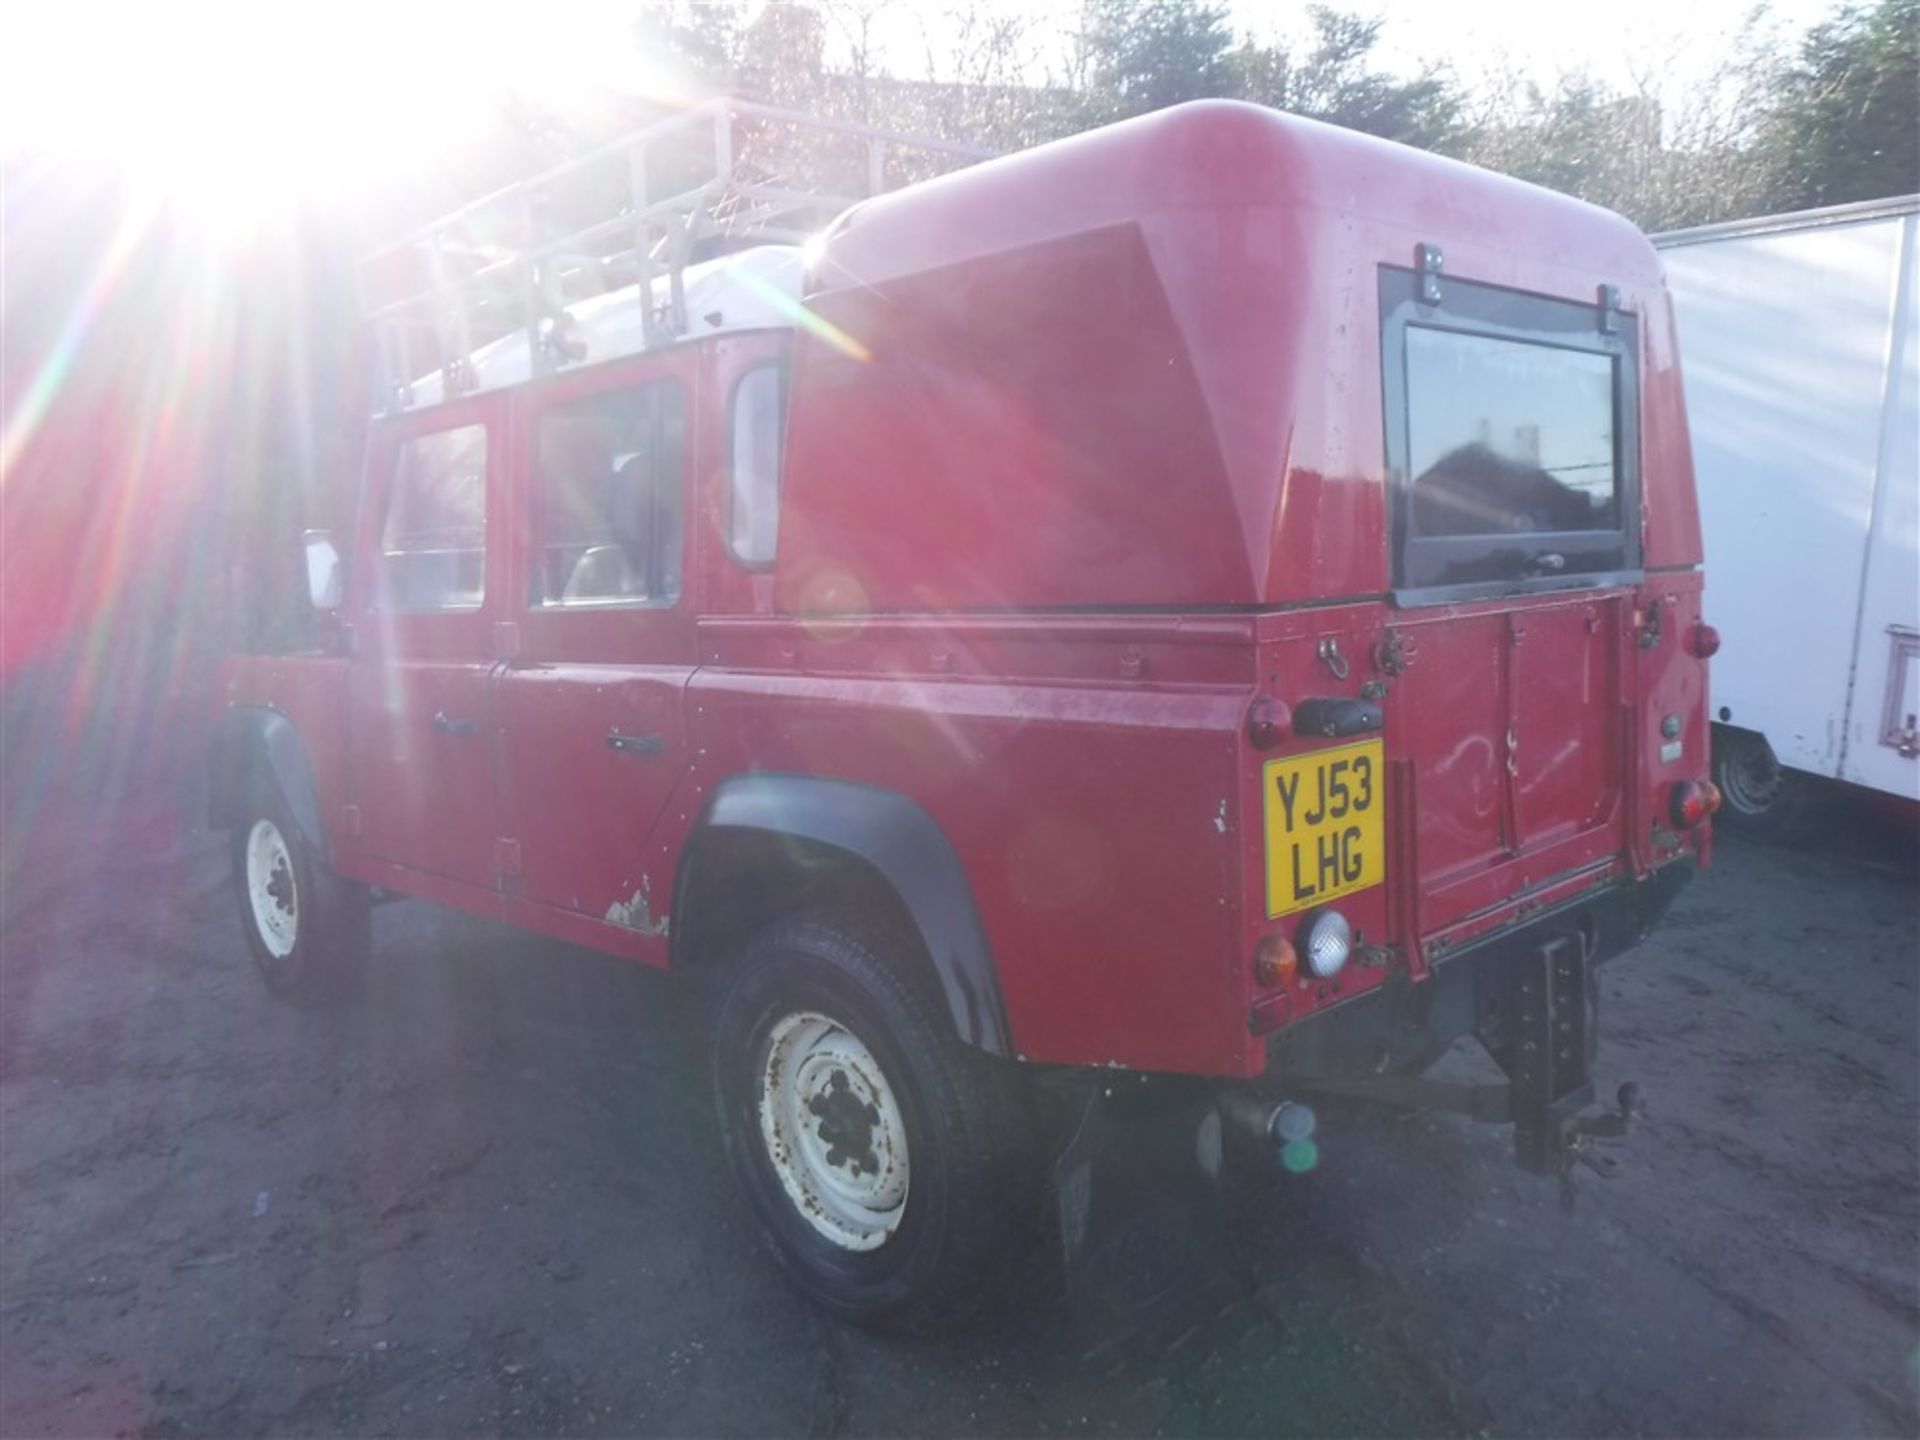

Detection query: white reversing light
(1304, 910), (1352, 979)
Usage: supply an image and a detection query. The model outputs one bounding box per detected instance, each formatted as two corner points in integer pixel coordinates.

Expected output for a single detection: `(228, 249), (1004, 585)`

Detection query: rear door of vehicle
(348, 395), (505, 892)
(1378, 267), (1639, 932)
(491, 351), (701, 938)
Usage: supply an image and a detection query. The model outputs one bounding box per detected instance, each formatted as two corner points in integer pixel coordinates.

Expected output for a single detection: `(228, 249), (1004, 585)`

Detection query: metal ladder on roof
(356, 98), (990, 413)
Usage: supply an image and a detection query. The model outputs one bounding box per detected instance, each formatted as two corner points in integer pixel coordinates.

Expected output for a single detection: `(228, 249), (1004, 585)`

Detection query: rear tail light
(1254, 934), (1297, 987)
(1671, 779), (1722, 828)
(1691, 623), (1722, 659)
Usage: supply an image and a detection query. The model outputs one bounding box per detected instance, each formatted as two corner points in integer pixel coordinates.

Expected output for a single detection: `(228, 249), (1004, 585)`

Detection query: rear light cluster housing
(1255, 910), (1353, 989)
(1670, 779), (1722, 828)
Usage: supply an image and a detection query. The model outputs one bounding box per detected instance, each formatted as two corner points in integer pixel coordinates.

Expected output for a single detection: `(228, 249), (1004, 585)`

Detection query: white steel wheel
(758, 1010), (911, 1252)
(244, 818), (299, 960)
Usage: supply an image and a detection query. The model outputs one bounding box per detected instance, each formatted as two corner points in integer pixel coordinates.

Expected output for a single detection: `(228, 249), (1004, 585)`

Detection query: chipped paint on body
(605, 877), (670, 937)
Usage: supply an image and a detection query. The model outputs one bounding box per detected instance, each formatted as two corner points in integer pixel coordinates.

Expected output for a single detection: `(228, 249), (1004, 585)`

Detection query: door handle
(432, 711), (477, 737)
(605, 730), (664, 756)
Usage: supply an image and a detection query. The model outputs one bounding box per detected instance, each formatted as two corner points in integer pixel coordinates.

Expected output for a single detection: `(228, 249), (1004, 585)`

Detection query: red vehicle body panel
(778, 101), (1698, 617)
(218, 101), (1711, 1082)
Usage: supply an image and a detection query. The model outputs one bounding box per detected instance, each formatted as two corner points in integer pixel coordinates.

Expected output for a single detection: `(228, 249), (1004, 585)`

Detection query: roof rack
(356, 97), (990, 413)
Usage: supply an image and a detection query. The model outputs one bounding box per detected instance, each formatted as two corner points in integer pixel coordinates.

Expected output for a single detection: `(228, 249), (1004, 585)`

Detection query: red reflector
(1671, 779), (1721, 828)
(1247, 696), (1290, 750)
(1691, 623), (1721, 659)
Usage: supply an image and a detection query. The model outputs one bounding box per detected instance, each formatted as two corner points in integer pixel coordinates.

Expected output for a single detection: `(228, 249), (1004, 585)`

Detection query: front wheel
(231, 776), (369, 1003)
(711, 916), (1037, 1330)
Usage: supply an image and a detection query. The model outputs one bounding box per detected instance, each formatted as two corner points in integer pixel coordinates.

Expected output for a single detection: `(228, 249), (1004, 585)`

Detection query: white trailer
(1657, 197), (1919, 835)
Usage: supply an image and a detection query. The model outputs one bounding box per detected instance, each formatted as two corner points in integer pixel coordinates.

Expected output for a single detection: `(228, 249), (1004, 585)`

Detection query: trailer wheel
(1712, 727), (1818, 842)
(710, 915), (1036, 1330)
(231, 772), (369, 1003)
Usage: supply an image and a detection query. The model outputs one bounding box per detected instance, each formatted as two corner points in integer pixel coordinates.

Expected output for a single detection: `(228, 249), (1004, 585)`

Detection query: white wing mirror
(303, 530), (344, 611)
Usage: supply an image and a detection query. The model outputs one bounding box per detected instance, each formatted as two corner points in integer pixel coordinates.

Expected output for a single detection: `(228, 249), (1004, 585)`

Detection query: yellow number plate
(1263, 739), (1385, 918)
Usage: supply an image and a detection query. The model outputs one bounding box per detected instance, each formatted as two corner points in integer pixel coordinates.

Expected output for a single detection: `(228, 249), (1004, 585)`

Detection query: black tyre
(710, 915), (1037, 1330)
(1712, 727), (1820, 842)
(231, 773), (370, 1004)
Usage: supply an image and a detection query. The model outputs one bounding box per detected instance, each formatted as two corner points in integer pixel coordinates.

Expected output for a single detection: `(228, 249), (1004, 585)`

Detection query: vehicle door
(1377, 268), (1637, 930)
(348, 396), (505, 892)
(493, 357), (700, 935)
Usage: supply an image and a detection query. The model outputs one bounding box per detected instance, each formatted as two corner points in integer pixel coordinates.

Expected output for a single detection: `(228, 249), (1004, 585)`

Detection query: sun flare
(0, 0), (686, 235)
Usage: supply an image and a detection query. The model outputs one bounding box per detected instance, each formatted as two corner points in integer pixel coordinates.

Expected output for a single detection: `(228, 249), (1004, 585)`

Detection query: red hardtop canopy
(776, 100), (1692, 615)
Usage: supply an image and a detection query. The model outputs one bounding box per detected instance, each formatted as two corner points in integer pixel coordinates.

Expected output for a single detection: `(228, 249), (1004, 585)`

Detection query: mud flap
(1051, 1085), (1235, 1354)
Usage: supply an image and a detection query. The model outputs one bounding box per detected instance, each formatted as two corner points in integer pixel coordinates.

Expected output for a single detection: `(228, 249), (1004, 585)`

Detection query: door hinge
(1416, 241), (1444, 304)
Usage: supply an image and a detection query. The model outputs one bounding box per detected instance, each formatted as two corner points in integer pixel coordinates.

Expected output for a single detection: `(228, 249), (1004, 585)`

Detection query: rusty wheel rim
(757, 1010), (910, 1252)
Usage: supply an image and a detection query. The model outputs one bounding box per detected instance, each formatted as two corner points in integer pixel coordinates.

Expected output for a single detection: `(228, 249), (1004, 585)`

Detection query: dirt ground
(2, 749), (1916, 1438)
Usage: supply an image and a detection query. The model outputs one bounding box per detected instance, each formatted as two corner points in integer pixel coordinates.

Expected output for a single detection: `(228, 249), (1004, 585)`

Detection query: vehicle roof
(808, 99), (1661, 296)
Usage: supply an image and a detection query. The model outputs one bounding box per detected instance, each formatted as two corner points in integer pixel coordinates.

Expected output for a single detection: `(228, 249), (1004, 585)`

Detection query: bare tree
(1447, 16), (1791, 230)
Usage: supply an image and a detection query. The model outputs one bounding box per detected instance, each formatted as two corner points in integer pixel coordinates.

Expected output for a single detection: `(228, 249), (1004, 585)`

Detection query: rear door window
(1382, 268), (1640, 597)
(529, 381), (686, 608)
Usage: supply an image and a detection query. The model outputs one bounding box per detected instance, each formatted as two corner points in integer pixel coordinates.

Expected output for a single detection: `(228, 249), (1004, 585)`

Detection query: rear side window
(1382, 268), (1640, 598)
(382, 423), (487, 611)
(529, 381), (686, 608)
(728, 364), (786, 566)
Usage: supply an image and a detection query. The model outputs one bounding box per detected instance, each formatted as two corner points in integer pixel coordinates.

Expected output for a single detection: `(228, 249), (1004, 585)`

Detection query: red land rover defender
(209, 99), (1717, 1325)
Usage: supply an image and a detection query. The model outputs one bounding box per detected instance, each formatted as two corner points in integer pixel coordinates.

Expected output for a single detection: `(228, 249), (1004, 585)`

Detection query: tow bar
(1287, 930), (1645, 1205)
(1047, 929), (1645, 1346)
(1503, 930), (1645, 1197)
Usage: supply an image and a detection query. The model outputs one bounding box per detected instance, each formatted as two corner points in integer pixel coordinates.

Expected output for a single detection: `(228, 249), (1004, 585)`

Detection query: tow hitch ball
(1554, 1081), (1646, 1195)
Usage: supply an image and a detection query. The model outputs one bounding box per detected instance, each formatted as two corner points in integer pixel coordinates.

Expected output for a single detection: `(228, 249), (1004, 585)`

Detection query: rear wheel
(710, 916), (1036, 1330)
(1712, 727), (1819, 842)
(231, 775), (369, 1003)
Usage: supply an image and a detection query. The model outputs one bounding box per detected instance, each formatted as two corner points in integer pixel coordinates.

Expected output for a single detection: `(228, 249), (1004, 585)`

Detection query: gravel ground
(1, 758), (1915, 1438)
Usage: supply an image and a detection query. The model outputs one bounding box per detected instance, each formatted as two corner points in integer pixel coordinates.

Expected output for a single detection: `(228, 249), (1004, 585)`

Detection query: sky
(0, 0), (1853, 243)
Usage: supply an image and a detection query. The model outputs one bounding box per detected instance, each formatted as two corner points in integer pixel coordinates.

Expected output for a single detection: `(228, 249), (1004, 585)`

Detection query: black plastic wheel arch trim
(207, 707), (330, 863)
(678, 774), (1013, 1056)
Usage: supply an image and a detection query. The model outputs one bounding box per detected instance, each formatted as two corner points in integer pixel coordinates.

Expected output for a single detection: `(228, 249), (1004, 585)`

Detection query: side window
(728, 364), (785, 567)
(382, 423), (487, 611)
(531, 381), (686, 608)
